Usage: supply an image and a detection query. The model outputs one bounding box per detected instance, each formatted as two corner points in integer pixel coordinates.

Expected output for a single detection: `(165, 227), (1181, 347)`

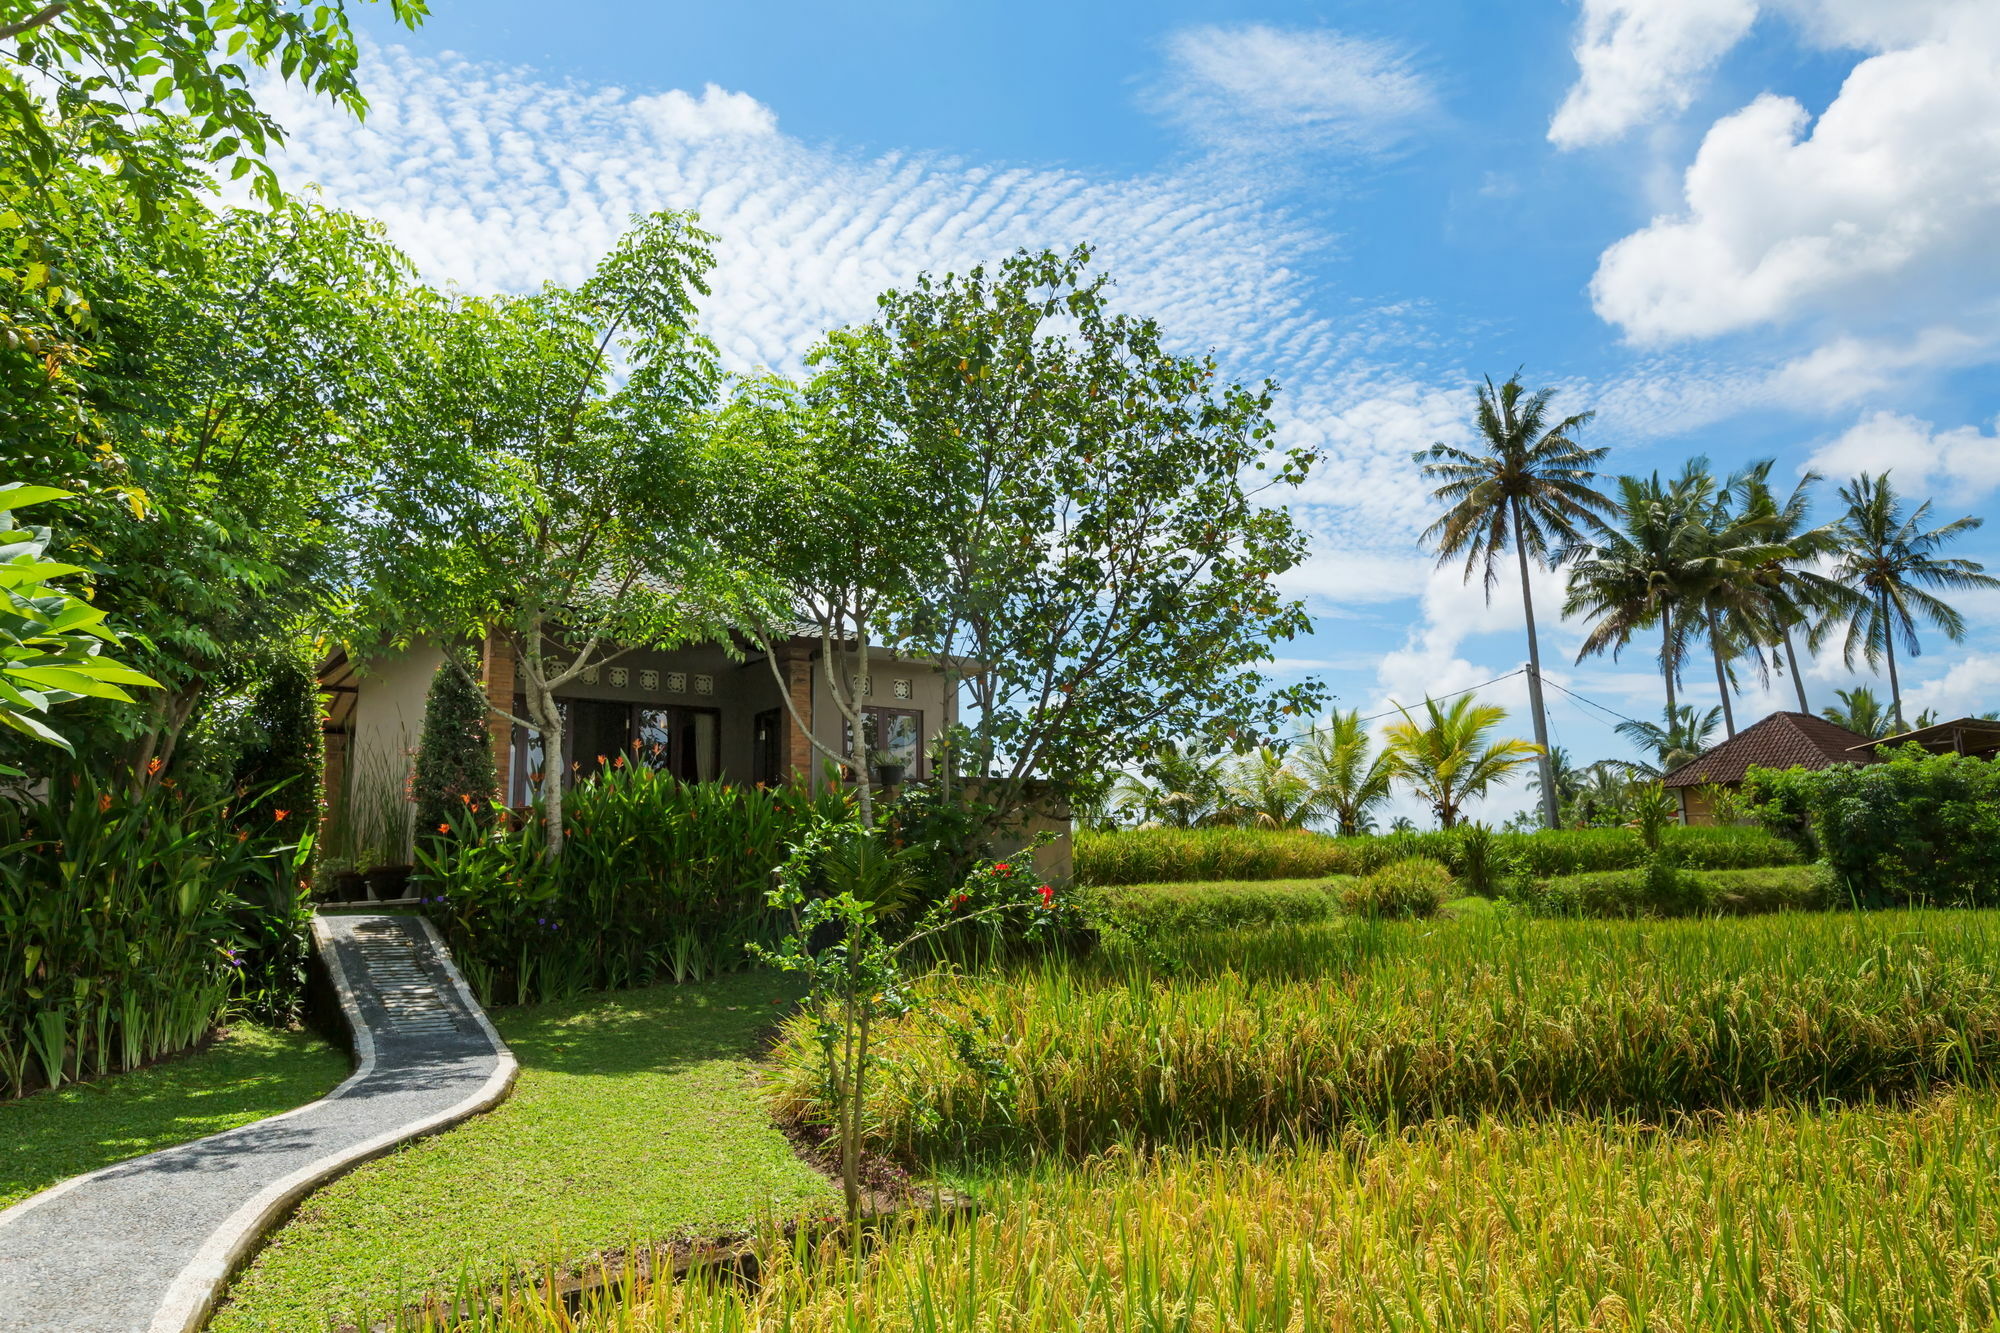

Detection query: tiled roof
(1660, 711), (1876, 787)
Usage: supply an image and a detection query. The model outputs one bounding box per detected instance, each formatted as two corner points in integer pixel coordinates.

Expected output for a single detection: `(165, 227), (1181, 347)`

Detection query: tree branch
(0, 3), (70, 44)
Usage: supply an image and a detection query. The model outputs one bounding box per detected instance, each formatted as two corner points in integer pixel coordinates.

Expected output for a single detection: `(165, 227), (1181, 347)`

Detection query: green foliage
(770, 910), (2000, 1163)
(1074, 823), (1798, 886)
(1341, 856), (1451, 919)
(410, 653), (497, 855)
(1085, 880), (1346, 939)
(231, 651), (323, 832)
(1512, 865), (1828, 919)
(0, 483), (157, 771)
(1383, 694), (1542, 829)
(0, 768), (310, 1097)
(1747, 746), (2000, 907)
(1291, 710), (1396, 835)
(416, 766), (851, 1005)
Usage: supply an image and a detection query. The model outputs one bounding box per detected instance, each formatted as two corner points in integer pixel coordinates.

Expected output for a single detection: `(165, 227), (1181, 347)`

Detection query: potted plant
(870, 751), (907, 788)
(363, 862), (414, 901)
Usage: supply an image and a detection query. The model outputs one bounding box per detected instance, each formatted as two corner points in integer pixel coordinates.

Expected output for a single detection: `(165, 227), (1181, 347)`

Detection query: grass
(1521, 863), (1829, 918)
(211, 969), (838, 1332)
(770, 909), (2000, 1161)
(1075, 824), (1799, 886)
(0, 1024), (346, 1210)
(428, 1088), (2000, 1331)
(1084, 878), (1348, 936)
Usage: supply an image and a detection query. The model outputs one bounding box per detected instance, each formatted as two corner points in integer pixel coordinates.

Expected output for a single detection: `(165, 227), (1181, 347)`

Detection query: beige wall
(805, 650), (956, 787)
(340, 637), (446, 860)
(1676, 786), (1720, 826)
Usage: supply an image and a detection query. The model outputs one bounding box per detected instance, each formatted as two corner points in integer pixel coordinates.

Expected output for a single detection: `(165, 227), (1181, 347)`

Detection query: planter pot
(363, 864), (414, 902)
(873, 762), (907, 788)
(331, 870), (368, 903)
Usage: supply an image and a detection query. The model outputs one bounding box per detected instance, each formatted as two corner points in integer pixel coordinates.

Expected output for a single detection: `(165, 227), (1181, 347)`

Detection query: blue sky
(280, 0), (2000, 823)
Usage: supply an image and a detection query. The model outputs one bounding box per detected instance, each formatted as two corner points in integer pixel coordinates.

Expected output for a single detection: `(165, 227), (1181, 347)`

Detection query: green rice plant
(1084, 879), (1346, 939)
(418, 766), (855, 1005)
(769, 909), (2000, 1162)
(1516, 864), (1832, 918)
(1075, 824), (1798, 886)
(1340, 856), (1450, 919)
(413, 1089), (2000, 1333)
(0, 768), (304, 1097)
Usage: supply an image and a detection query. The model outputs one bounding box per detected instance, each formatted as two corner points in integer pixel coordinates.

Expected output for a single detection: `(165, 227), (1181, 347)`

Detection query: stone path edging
(0, 914), (517, 1333)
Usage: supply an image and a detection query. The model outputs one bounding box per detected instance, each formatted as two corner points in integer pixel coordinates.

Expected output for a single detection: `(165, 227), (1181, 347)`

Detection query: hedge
(1085, 879), (1346, 937)
(1511, 865), (1830, 919)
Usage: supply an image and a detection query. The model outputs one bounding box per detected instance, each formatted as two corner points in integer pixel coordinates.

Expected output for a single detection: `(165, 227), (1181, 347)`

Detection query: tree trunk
(1882, 589), (1905, 730)
(1511, 502), (1560, 830)
(1782, 629), (1810, 713)
(1661, 605), (1677, 720)
(1706, 609), (1736, 738)
(526, 621), (566, 859)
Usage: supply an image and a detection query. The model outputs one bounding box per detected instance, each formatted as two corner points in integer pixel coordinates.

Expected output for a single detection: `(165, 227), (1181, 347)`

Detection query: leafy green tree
(858, 247), (1324, 829)
(1829, 473), (1998, 730)
(231, 649), (322, 833)
(1292, 709), (1396, 836)
(355, 211), (753, 857)
(1614, 702), (1722, 776)
(0, 482), (156, 771)
(1383, 695), (1542, 830)
(1725, 462), (1866, 714)
(411, 650), (498, 851)
(1414, 373), (1609, 829)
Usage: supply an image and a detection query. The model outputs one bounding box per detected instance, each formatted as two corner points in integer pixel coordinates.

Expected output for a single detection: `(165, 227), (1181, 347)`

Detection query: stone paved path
(0, 915), (517, 1333)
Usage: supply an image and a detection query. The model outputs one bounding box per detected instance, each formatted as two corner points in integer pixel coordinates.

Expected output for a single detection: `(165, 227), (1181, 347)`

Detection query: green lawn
(0, 1025), (348, 1210)
(211, 969), (838, 1331)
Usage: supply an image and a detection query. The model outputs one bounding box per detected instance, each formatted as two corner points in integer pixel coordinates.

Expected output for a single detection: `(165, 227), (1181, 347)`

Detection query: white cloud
(1804, 410), (2000, 499)
(1587, 10), (2000, 344)
(1904, 653), (2000, 720)
(1146, 24), (1433, 157)
(1549, 0), (1758, 149)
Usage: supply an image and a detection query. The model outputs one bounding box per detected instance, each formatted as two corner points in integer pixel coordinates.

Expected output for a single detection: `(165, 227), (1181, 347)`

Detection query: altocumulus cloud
(255, 43), (1464, 580)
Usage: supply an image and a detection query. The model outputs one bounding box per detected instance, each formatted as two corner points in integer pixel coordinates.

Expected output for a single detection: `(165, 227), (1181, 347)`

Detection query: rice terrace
(6, 1), (2000, 1330)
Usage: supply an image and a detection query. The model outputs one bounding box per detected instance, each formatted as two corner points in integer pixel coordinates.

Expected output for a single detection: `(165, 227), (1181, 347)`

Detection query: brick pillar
(481, 631), (516, 803)
(784, 643), (815, 781)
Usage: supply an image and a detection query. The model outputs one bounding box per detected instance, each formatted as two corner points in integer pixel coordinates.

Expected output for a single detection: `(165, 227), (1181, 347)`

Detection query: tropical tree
(1217, 746), (1317, 829)
(1530, 743), (1583, 815)
(1821, 686), (1895, 740)
(1292, 709), (1396, 836)
(355, 211), (754, 858)
(1413, 373), (1610, 828)
(1614, 702), (1722, 777)
(1564, 465), (1718, 722)
(1725, 462), (1866, 714)
(1112, 740), (1231, 828)
(1382, 695), (1542, 830)
(1829, 473), (1998, 729)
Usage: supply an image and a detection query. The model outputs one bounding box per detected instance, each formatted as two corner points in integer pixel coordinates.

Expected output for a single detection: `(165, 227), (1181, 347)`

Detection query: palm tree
(1614, 702), (1723, 776)
(1382, 695), (1543, 830)
(1569, 760), (1638, 827)
(1292, 710), (1397, 836)
(1413, 374), (1611, 829)
(1821, 686), (1894, 740)
(1115, 740), (1229, 828)
(1830, 474), (1999, 729)
(1215, 746), (1316, 829)
(1563, 470), (1706, 722)
(1725, 462), (1867, 714)
(1530, 744), (1583, 816)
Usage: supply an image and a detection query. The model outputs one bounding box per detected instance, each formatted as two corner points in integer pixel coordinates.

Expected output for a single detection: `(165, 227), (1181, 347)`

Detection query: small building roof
(1856, 716), (2000, 758)
(1660, 711), (1876, 788)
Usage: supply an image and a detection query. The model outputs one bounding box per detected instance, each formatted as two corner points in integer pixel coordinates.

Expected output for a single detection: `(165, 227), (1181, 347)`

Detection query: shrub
(1075, 824), (1797, 886)
(232, 652), (324, 836)
(1087, 880), (1346, 938)
(1514, 865), (1828, 918)
(1341, 857), (1450, 919)
(0, 769), (308, 1097)
(418, 765), (851, 1005)
(410, 652), (498, 854)
(1745, 748), (2000, 907)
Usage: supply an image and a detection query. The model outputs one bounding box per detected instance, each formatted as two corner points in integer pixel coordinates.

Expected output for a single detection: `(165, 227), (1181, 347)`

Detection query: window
(844, 706), (923, 777)
(511, 698), (720, 803)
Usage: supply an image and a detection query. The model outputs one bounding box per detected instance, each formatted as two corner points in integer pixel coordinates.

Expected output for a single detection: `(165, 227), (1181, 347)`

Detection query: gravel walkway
(0, 914), (517, 1333)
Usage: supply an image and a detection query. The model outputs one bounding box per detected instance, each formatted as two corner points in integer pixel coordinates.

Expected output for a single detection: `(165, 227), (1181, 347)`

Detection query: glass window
(843, 706), (922, 777)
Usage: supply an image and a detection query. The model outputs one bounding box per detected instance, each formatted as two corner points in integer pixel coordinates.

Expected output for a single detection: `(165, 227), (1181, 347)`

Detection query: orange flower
(97, 792), (112, 813)
(459, 792), (473, 805)
(146, 757), (163, 775)
(437, 823), (450, 834)
(273, 809), (289, 822)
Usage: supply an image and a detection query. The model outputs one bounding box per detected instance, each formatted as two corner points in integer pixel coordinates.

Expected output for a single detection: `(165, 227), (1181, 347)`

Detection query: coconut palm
(1614, 702), (1722, 777)
(1724, 462), (1867, 714)
(1821, 686), (1894, 740)
(1830, 474), (1999, 729)
(1413, 374), (1611, 828)
(1292, 710), (1396, 836)
(1382, 695), (1543, 830)
(1114, 740), (1230, 828)
(1569, 760), (1638, 827)
(1215, 746), (1317, 830)
(1563, 465), (1732, 723)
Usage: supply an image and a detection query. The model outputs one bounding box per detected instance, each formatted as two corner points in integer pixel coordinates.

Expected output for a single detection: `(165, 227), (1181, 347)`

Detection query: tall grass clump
(0, 769), (309, 1097)
(770, 909), (2000, 1161)
(1075, 824), (1796, 886)
(419, 765), (851, 1005)
(413, 1090), (2000, 1333)
(1086, 880), (1346, 939)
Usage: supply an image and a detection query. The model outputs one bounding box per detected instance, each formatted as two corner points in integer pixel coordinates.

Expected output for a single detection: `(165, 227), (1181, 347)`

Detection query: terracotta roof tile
(1660, 711), (1876, 787)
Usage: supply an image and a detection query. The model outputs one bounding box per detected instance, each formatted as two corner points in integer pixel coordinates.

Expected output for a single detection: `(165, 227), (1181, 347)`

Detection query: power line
(1538, 675), (1647, 728)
